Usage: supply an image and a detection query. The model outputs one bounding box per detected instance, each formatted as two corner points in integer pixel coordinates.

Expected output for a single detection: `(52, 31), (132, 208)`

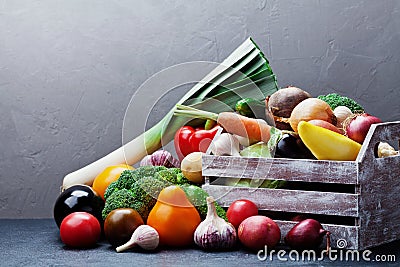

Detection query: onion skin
(333, 106), (353, 133)
(289, 98), (336, 133)
(345, 113), (382, 144)
(285, 219), (329, 250)
(308, 119), (341, 134)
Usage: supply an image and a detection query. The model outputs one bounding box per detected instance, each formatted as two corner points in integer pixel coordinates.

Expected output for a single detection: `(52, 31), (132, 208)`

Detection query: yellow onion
(289, 98), (336, 133)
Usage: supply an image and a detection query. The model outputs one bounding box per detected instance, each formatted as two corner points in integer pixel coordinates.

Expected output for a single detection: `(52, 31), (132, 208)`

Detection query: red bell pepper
(174, 125), (220, 161)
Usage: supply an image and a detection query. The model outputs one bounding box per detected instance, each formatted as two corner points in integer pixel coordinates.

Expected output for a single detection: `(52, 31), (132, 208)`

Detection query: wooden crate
(202, 121), (400, 250)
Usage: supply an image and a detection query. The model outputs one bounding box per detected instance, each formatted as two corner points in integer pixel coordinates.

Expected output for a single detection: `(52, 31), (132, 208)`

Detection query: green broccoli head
(156, 169), (178, 184)
(176, 172), (190, 185)
(102, 189), (137, 220)
(180, 184), (228, 221)
(317, 93), (364, 113)
(156, 168), (191, 185)
(131, 176), (167, 203)
(114, 169), (137, 190)
(102, 166), (192, 221)
(104, 180), (119, 200)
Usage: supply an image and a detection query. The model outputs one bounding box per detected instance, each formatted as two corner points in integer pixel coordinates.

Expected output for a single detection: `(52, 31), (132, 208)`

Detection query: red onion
(345, 113), (382, 144)
(285, 219), (330, 250)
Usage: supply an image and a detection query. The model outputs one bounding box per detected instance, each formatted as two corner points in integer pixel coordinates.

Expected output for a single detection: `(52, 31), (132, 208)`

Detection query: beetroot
(285, 219), (330, 250)
(266, 86), (312, 130)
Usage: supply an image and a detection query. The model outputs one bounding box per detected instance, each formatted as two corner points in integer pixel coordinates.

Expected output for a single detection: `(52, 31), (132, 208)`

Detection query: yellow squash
(298, 121), (362, 161)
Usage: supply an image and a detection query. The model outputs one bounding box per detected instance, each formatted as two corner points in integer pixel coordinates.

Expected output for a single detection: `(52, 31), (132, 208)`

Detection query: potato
(181, 152), (204, 184)
(238, 215), (281, 250)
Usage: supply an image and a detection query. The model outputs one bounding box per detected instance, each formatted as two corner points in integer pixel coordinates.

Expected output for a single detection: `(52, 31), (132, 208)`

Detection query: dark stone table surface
(0, 219), (399, 266)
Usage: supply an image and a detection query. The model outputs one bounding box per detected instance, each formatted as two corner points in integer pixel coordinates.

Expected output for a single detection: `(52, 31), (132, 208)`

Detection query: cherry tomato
(60, 212), (101, 248)
(227, 199), (258, 229)
(92, 164), (134, 200)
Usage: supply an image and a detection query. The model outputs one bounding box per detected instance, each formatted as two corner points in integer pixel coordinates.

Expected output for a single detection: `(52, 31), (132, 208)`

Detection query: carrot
(217, 112), (271, 143)
(174, 105), (272, 143)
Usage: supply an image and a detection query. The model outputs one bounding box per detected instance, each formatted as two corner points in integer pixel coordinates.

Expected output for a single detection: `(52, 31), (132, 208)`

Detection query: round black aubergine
(53, 185), (104, 228)
(275, 133), (316, 159)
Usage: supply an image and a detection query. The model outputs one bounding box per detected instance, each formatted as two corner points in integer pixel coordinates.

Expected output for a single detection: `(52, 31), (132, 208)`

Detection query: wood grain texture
(358, 121), (400, 250)
(203, 185), (359, 217)
(202, 155), (358, 184)
(202, 121), (400, 250)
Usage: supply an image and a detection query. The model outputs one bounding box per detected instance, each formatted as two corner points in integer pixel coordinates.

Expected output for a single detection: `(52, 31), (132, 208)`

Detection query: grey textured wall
(1, 0), (399, 218)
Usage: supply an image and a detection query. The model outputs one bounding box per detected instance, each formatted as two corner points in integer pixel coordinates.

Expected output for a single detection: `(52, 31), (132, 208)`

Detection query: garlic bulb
(140, 150), (180, 168)
(333, 106), (353, 131)
(211, 133), (240, 156)
(194, 196), (237, 250)
(116, 225), (159, 252)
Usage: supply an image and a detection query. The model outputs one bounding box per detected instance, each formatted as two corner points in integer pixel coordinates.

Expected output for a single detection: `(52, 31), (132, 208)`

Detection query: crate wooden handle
(356, 121), (400, 162)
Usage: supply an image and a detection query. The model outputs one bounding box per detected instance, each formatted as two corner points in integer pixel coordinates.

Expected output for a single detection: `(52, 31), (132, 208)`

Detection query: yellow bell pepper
(298, 121), (362, 161)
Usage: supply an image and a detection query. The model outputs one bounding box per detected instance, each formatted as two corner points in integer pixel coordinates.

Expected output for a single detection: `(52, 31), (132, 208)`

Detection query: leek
(62, 37), (279, 190)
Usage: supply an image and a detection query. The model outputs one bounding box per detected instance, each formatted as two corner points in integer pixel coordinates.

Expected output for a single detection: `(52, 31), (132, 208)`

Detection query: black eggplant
(53, 185), (104, 228)
(275, 133), (316, 159)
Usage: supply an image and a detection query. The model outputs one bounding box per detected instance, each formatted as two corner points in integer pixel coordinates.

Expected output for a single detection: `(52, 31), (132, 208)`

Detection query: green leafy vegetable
(317, 93), (364, 113)
(62, 37), (279, 190)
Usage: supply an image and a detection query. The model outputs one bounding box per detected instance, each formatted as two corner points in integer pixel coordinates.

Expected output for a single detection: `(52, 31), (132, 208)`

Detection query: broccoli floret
(130, 176), (168, 221)
(168, 167), (183, 175)
(114, 169), (137, 190)
(102, 165), (193, 221)
(157, 169), (178, 184)
(104, 180), (119, 200)
(317, 93), (364, 113)
(102, 176), (168, 221)
(130, 166), (163, 182)
(180, 184), (228, 221)
(155, 168), (191, 185)
(176, 172), (190, 185)
(102, 189), (137, 220)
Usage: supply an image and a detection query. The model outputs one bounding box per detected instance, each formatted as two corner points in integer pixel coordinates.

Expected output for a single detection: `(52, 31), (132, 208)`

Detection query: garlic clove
(211, 133), (240, 156)
(194, 196), (237, 250)
(116, 225), (159, 252)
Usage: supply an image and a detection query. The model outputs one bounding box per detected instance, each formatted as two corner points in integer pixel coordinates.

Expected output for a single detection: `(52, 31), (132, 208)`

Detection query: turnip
(238, 215), (281, 251)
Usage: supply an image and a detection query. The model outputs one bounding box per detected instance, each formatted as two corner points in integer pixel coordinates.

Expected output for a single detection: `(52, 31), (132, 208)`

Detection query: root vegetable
(344, 113), (382, 144)
(180, 152), (204, 184)
(333, 106), (353, 132)
(266, 86), (312, 130)
(289, 98), (337, 133)
(174, 105), (272, 144)
(238, 215), (281, 250)
(194, 196), (237, 250)
(285, 219), (330, 250)
(116, 225), (159, 252)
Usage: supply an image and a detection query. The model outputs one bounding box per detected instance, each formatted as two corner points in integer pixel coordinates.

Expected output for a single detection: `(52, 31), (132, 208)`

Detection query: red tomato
(60, 212), (101, 248)
(227, 199), (258, 229)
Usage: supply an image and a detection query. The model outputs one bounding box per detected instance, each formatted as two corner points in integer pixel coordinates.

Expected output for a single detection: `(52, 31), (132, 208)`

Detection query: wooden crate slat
(202, 121), (400, 250)
(357, 121), (400, 250)
(202, 155), (358, 184)
(276, 220), (359, 249)
(204, 185), (359, 217)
